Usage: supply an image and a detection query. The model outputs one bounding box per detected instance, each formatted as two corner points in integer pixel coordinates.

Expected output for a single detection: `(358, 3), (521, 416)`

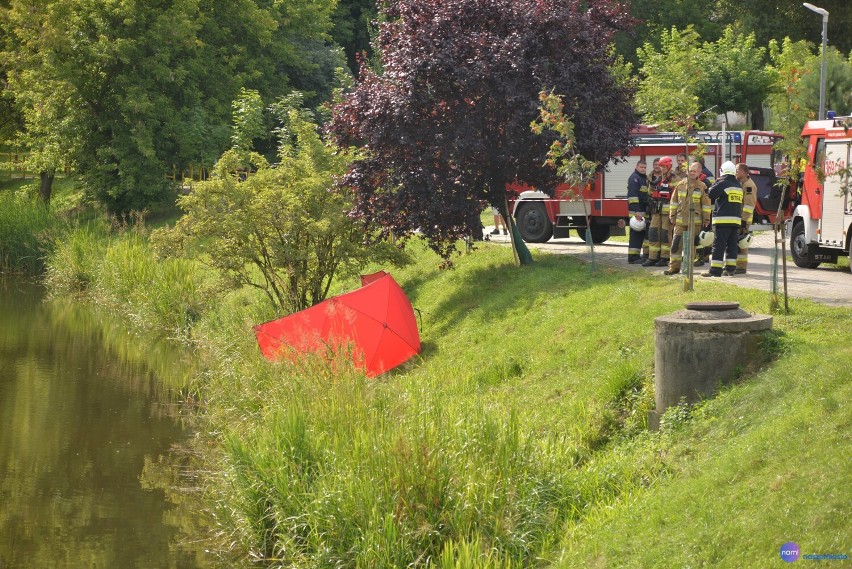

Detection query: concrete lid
(655, 301), (773, 331)
(684, 301), (740, 311)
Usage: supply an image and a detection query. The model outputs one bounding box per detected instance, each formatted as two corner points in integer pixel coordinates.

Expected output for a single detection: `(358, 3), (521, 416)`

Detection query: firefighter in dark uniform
(735, 163), (757, 274)
(702, 161), (744, 277)
(642, 156), (675, 267)
(697, 156), (715, 186)
(694, 156), (715, 265)
(664, 162), (712, 275)
(626, 159), (651, 263)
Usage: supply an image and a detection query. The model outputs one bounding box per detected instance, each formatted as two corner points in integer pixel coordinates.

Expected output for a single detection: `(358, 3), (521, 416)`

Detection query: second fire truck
(509, 128), (787, 243)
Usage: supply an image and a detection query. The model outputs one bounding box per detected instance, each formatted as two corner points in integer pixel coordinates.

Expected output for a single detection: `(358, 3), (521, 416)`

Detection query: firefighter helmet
(658, 156), (673, 169)
(629, 216), (647, 232)
(698, 229), (714, 247)
(738, 232), (753, 248)
(720, 161), (736, 176)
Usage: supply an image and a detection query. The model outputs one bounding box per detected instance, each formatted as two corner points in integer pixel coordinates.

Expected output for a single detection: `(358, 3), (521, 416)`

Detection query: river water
(0, 278), (210, 568)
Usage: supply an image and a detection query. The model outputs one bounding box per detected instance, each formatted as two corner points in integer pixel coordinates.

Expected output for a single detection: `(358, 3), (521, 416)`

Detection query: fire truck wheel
(575, 224), (611, 244)
(516, 202), (553, 243)
(790, 220), (820, 269)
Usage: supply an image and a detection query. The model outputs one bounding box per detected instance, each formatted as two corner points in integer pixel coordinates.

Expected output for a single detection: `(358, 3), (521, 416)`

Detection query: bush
(155, 100), (408, 314)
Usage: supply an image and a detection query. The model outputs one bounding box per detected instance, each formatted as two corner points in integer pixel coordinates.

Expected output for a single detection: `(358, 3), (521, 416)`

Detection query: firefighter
(626, 159), (651, 263)
(664, 162), (712, 275)
(642, 156), (675, 267)
(693, 156), (715, 266)
(734, 163), (757, 274)
(696, 156), (715, 186)
(674, 153), (689, 182)
(651, 157), (662, 180)
(702, 161), (743, 277)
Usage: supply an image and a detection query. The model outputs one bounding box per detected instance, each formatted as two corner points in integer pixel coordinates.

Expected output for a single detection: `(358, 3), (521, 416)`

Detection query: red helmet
(658, 156), (673, 168)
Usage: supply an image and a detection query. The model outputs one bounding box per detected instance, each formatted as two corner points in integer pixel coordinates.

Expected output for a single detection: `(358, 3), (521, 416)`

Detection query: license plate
(813, 253), (836, 262)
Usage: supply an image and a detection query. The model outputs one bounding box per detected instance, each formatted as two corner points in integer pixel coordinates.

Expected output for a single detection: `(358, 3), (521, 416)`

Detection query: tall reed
(0, 191), (60, 274)
(45, 223), (211, 341)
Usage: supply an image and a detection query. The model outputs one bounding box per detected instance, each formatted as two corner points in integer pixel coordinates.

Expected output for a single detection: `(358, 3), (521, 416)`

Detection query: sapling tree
(531, 90), (601, 261)
(330, 0), (637, 261)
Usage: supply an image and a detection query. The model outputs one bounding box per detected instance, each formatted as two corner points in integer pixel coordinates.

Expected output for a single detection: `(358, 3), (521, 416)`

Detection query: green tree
(696, 26), (774, 128)
(331, 0), (377, 73)
(157, 97), (406, 313)
(614, 0), (722, 68)
(765, 38), (813, 188)
(800, 46), (852, 116)
(230, 88), (266, 153)
(714, 0), (852, 60)
(766, 38), (817, 130)
(1, 0), (344, 211)
(635, 26), (704, 127)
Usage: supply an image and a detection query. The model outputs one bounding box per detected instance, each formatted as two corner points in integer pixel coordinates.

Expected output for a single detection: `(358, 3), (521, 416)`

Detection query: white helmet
(629, 216), (647, 232)
(698, 229), (714, 247)
(738, 232), (753, 248)
(720, 161), (736, 176)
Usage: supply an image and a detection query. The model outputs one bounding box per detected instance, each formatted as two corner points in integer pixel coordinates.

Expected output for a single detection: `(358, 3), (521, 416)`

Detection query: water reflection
(0, 278), (210, 568)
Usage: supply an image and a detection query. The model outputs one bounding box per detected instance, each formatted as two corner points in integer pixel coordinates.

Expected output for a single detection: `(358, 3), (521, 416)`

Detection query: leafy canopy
(156, 97), (407, 313)
(330, 0), (637, 260)
(695, 27), (773, 122)
(637, 24), (779, 128)
(635, 26), (704, 127)
(1, 0), (345, 212)
(799, 46), (852, 116)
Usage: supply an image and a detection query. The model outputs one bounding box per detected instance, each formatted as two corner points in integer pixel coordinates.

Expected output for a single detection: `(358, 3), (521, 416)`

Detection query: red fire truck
(789, 114), (852, 270)
(509, 128), (785, 243)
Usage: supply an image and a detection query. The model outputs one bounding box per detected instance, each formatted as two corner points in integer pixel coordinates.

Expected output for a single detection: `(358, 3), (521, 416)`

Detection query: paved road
(486, 228), (852, 308)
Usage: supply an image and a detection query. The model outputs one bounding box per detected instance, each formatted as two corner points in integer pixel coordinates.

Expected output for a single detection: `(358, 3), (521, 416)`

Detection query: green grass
(179, 240), (849, 567)
(555, 301), (851, 567)
(41, 221), (852, 567)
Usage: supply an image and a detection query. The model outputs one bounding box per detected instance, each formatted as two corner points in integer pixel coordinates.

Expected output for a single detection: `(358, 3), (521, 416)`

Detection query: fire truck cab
(509, 128), (785, 243)
(789, 115), (852, 270)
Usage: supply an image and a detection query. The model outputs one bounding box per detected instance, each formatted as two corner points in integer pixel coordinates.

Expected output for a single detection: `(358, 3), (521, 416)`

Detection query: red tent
(253, 271), (420, 377)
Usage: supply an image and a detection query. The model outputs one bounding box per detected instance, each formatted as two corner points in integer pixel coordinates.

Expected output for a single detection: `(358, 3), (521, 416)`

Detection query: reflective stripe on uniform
(712, 216), (741, 224)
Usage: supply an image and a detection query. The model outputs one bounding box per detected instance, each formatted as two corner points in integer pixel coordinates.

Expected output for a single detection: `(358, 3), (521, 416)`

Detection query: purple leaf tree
(330, 0), (637, 260)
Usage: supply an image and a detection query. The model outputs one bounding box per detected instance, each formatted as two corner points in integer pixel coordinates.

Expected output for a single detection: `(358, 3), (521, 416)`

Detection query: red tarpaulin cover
(253, 271), (420, 377)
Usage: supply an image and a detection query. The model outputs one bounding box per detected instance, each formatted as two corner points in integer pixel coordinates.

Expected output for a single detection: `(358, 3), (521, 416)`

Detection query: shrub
(154, 96), (408, 314)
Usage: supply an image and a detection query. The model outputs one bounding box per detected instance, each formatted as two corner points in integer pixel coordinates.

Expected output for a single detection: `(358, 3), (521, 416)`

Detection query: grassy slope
(555, 301), (851, 567)
(37, 203), (850, 566)
(387, 241), (850, 567)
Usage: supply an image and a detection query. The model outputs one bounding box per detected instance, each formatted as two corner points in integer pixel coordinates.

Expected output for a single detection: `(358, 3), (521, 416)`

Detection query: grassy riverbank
(34, 210), (850, 567)
(0, 187), (63, 274)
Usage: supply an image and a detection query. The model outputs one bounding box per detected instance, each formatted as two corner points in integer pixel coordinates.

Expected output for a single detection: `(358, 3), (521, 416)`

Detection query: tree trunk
(750, 104), (765, 130)
(39, 170), (55, 204)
